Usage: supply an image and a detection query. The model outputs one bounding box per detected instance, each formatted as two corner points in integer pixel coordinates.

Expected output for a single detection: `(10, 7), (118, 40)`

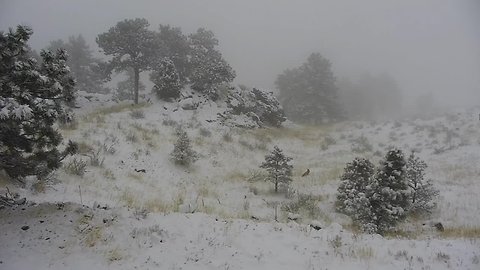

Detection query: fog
(1, 0), (479, 108)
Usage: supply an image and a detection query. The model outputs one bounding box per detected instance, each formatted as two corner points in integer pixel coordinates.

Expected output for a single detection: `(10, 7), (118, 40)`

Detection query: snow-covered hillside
(1, 95), (479, 269)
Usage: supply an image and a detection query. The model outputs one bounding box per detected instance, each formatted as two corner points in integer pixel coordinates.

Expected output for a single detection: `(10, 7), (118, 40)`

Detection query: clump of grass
(84, 103), (148, 121)
(85, 226), (103, 247)
(440, 226), (480, 238)
(222, 132), (233, 142)
(120, 189), (138, 208)
(59, 119), (78, 130)
(436, 252), (450, 262)
(247, 169), (268, 183)
(106, 247), (124, 262)
(384, 229), (418, 239)
(84, 147), (105, 167)
(144, 198), (171, 213)
(102, 169), (115, 180)
(355, 246), (375, 260)
(77, 141), (94, 155)
(162, 118), (177, 127)
(64, 158), (87, 177)
(328, 235), (342, 255)
(127, 172), (144, 182)
(125, 131), (138, 143)
(129, 109), (145, 119)
(281, 193), (323, 219)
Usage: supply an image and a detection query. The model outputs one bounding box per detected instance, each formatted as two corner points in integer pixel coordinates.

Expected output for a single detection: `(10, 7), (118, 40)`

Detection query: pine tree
(405, 152), (438, 214)
(188, 28), (235, 100)
(0, 26), (77, 180)
(150, 58), (182, 100)
(336, 158), (378, 233)
(370, 148), (409, 233)
(227, 87), (286, 127)
(171, 128), (198, 166)
(97, 18), (160, 104)
(276, 53), (343, 124)
(157, 24), (190, 84)
(260, 146), (293, 193)
(48, 35), (109, 94)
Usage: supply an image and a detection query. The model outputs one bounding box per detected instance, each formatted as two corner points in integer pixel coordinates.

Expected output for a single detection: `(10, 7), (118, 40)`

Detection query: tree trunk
(134, 68), (140, 104)
(275, 182), (278, 193)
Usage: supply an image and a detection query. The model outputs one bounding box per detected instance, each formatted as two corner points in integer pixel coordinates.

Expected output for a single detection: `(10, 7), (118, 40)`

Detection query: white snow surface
(1, 93), (479, 269)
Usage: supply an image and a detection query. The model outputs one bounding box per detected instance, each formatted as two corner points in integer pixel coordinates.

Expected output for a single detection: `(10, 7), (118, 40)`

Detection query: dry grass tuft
(440, 226), (480, 238)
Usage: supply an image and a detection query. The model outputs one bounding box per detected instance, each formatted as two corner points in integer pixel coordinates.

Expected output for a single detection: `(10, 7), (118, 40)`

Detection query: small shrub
(171, 128), (198, 166)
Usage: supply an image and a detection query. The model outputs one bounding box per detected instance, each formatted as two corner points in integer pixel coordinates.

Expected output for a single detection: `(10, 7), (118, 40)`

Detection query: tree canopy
(97, 18), (160, 104)
(0, 26), (77, 180)
(276, 53), (343, 124)
(188, 28), (235, 100)
(48, 34), (109, 94)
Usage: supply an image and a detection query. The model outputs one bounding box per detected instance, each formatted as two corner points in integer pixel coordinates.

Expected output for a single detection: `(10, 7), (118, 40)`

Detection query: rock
(179, 98), (198, 110)
(310, 220), (323, 230)
(15, 198), (26, 205)
(21, 225), (29, 231)
(287, 213), (300, 221)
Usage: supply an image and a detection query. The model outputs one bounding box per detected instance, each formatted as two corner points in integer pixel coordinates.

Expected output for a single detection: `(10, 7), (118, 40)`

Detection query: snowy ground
(1, 94), (479, 269)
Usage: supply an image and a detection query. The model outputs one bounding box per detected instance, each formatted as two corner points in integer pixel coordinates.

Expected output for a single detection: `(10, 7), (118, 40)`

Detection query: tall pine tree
(97, 18), (160, 104)
(276, 53), (343, 124)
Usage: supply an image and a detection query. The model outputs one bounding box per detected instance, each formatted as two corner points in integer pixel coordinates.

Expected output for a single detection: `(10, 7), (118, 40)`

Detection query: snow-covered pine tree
(158, 24), (190, 84)
(370, 148), (409, 233)
(150, 58), (182, 100)
(260, 146), (293, 193)
(0, 26), (77, 180)
(336, 158), (378, 233)
(170, 128), (198, 166)
(405, 151), (438, 214)
(188, 28), (235, 100)
(226, 87), (286, 127)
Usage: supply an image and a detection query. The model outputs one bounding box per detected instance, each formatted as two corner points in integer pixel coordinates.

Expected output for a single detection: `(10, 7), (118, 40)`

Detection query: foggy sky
(1, 0), (479, 107)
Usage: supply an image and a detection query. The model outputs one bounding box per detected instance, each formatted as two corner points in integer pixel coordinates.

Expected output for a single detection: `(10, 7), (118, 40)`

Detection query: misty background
(1, 0), (479, 109)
